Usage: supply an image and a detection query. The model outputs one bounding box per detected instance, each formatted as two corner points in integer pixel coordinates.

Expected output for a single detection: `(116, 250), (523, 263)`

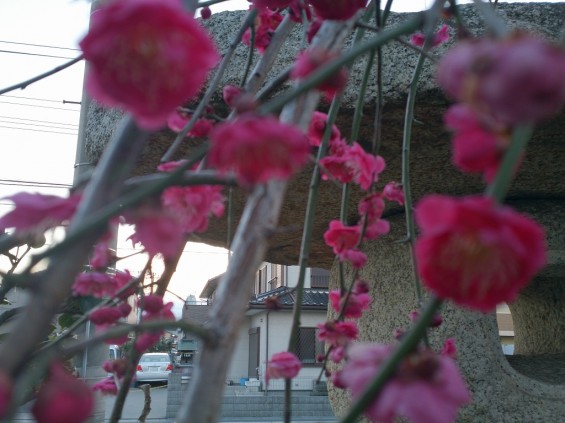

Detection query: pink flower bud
(32, 362), (94, 423)
(200, 6), (212, 19)
(139, 294), (164, 314)
(222, 85), (242, 107)
(266, 352), (301, 384)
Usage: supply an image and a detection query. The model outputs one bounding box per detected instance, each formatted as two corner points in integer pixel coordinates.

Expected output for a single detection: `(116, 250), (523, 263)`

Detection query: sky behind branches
(0, 0), (561, 315)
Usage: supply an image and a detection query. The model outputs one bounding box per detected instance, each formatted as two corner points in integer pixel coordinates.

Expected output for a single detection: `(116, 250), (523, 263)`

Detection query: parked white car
(135, 352), (173, 386)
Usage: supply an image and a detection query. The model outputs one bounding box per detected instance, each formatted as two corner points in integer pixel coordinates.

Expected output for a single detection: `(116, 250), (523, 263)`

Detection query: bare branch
(0, 55), (84, 96)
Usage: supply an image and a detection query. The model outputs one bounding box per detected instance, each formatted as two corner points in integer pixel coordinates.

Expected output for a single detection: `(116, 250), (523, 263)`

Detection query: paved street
(105, 384), (168, 421)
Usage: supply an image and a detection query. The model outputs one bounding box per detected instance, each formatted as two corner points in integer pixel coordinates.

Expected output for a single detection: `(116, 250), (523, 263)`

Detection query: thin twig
(0, 55), (84, 95)
(161, 9), (259, 162)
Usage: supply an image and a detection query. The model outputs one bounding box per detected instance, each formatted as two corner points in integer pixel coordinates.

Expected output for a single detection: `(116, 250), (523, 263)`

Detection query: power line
(0, 178), (71, 188)
(0, 125), (77, 136)
(0, 49), (76, 60)
(0, 101), (80, 112)
(0, 119), (78, 131)
(0, 94), (72, 104)
(0, 115), (78, 128)
(0, 40), (80, 52)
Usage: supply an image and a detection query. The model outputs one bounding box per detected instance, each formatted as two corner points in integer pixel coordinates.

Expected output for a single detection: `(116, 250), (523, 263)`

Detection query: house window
(310, 268), (329, 289)
(296, 327), (324, 365)
(256, 265), (267, 294)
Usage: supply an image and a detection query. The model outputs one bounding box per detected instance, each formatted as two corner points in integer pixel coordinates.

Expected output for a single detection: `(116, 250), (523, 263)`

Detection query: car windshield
(140, 355), (169, 363)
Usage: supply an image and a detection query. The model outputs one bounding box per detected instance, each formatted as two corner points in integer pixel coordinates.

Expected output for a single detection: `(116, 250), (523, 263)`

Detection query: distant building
(180, 264), (330, 390)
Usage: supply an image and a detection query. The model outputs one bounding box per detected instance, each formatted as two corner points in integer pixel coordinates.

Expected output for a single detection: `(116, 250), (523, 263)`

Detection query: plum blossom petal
(161, 185), (224, 233)
(415, 195), (547, 311)
(209, 115), (310, 186)
(0, 192), (80, 233)
(329, 289), (371, 319)
(383, 182), (405, 206)
(92, 377), (118, 396)
(317, 321), (358, 347)
(80, 0), (219, 129)
(32, 362), (94, 423)
(339, 344), (471, 423)
(243, 7), (283, 53)
(266, 352), (301, 384)
(437, 35), (565, 125)
(291, 48), (348, 99)
(410, 24), (450, 48)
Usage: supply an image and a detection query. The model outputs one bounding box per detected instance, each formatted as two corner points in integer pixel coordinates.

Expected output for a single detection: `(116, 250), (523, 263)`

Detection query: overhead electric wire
(0, 94), (73, 104)
(0, 125), (77, 135)
(0, 49), (76, 60)
(0, 40), (80, 52)
(0, 178), (71, 188)
(0, 115), (78, 128)
(0, 100), (80, 112)
(0, 119), (78, 130)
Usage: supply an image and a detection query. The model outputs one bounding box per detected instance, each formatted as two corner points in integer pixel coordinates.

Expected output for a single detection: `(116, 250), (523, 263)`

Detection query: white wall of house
(225, 309), (328, 389)
(225, 318), (252, 384)
(285, 266), (312, 289)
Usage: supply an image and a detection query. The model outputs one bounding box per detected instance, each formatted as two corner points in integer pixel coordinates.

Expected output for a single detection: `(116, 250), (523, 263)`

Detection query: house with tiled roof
(181, 264), (330, 390)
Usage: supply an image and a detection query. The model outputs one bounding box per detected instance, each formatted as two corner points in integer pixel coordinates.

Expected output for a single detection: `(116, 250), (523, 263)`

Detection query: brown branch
(138, 384), (152, 423)
(0, 55), (84, 95)
(175, 16), (357, 423)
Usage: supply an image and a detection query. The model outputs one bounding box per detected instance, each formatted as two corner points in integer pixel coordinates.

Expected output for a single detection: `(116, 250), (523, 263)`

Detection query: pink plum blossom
(80, 0), (219, 129)
(415, 195), (547, 311)
(32, 362), (94, 423)
(437, 34), (565, 125)
(157, 160), (188, 173)
(135, 301), (175, 353)
(222, 85), (243, 107)
(324, 220), (361, 255)
(139, 294), (165, 314)
(338, 344), (471, 423)
(167, 110), (214, 138)
(441, 338), (458, 359)
(73, 272), (118, 298)
(320, 140), (385, 190)
(266, 352), (301, 383)
(329, 289), (371, 319)
(317, 321), (359, 347)
(209, 115), (311, 186)
(161, 185), (225, 233)
(410, 24), (450, 48)
(103, 359), (128, 378)
(89, 306), (124, 326)
(309, 0), (367, 21)
(383, 182), (405, 206)
(0, 192), (80, 233)
(307, 111), (341, 147)
(291, 48), (348, 99)
(243, 7), (283, 53)
(125, 208), (186, 258)
(358, 193), (390, 241)
(92, 377), (118, 396)
(444, 104), (505, 182)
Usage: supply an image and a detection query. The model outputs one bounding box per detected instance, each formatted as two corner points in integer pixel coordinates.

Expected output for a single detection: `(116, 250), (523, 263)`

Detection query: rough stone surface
(84, 3), (565, 269)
